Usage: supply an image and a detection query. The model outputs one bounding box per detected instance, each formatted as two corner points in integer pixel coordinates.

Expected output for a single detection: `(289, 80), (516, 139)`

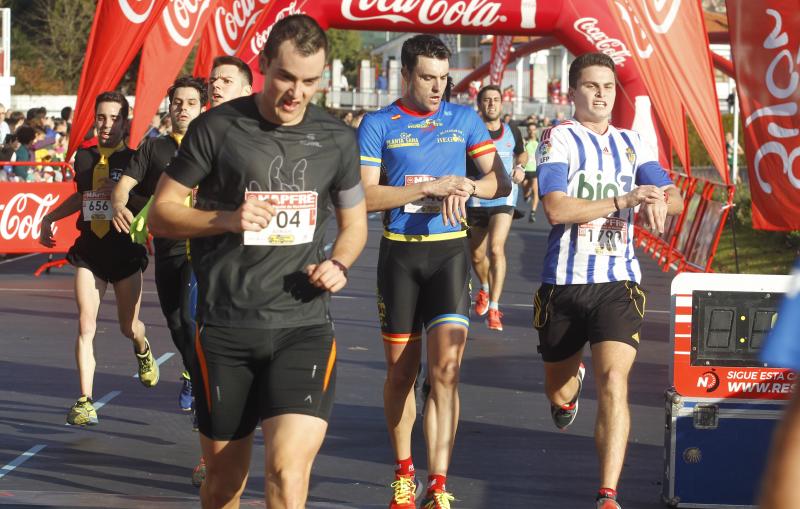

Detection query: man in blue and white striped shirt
(533, 52), (683, 509)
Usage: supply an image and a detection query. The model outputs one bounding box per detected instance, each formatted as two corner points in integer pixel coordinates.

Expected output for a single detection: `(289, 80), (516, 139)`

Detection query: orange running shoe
(473, 289), (489, 317)
(486, 308), (503, 331)
(388, 475), (418, 509)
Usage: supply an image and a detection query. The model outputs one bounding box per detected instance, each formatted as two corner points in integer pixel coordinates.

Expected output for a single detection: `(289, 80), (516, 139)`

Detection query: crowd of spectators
(0, 104), (73, 182)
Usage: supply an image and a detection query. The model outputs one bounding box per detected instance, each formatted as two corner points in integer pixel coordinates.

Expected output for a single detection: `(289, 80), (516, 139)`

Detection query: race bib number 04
(82, 190), (112, 221)
(404, 175), (441, 214)
(243, 191), (318, 246)
(577, 217), (628, 257)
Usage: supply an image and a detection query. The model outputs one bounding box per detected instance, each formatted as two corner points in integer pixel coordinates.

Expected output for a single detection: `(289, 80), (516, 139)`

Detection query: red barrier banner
(0, 183), (80, 254)
(488, 35), (513, 86)
(68, 0), (170, 158)
(727, 1), (800, 231)
(192, 0), (270, 80)
(130, 0), (219, 146)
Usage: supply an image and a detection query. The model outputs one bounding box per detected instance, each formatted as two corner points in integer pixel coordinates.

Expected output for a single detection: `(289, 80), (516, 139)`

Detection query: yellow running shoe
(421, 491), (455, 509)
(389, 475), (417, 509)
(66, 396), (98, 426)
(136, 338), (159, 387)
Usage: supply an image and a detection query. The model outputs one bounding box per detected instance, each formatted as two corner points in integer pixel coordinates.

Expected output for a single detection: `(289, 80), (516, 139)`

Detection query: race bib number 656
(242, 191), (318, 246)
(82, 190), (112, 221)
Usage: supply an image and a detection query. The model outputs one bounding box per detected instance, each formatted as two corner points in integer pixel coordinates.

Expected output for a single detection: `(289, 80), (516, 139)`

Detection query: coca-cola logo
(341, 0), (507, 28)
(744, 8), (800, 194)
(163, 0), (212, 47)
(642, 0), (680, 34)
(489, 36), (513, 85)
(573, 17), (632, 66)
(0, 193), (60, 242)
(118, 0), (159, 24)
(249, 1), (305, 57)
(214, 0), (270, 55)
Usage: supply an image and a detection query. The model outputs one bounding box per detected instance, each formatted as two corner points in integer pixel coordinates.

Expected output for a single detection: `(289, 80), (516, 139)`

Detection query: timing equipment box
(663, 273), (792, 508)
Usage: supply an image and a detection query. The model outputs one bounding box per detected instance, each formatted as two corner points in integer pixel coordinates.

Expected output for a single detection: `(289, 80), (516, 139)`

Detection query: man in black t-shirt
(111, 76), (206, 416)
(149, 15), (367, 508)
(40, 91), (159, 427)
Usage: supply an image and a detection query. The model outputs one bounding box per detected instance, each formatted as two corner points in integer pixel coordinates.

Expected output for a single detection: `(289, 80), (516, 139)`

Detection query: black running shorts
(466, 205), (514, 229)
(193, 323), (337, 441)
(533, 281), (646, 362)
(67, 236), (148, 283)
(377, 236), (471, 345)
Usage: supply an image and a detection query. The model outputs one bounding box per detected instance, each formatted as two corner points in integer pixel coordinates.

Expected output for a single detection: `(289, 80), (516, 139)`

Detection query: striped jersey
(358, 100), (495, 239)
(467, 122), (519, 208)
(536, 120), (672, 285)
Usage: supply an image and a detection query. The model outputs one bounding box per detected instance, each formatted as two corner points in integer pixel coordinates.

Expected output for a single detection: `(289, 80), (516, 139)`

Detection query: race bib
(242, 191), (318, 246)
(576, 217), (628, 257)
(403, 175), (441, 214)
(82, 190), (112, 221)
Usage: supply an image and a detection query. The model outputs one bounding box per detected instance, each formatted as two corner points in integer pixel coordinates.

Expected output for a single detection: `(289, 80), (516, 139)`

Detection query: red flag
(488, 36), (514, 86)
(728, 1), (800, 230)
(609, 0), (727, 183)
(68, 0), (170, 158)
(192, 0), (270, 80)
(129, 0), (219, 146)
(235, 1), (321, 92)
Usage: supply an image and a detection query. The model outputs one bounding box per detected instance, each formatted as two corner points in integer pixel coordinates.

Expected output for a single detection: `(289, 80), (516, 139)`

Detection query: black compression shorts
(533, 281), (646, 362)
(67, 236), (148, 283)
(466, 205), (514, 229)
(193, 323), (336, 441)
(377, 236), (471, 345)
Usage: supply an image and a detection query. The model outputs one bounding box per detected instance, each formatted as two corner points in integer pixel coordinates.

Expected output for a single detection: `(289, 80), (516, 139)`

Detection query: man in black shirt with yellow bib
(149, 15), (367, 509)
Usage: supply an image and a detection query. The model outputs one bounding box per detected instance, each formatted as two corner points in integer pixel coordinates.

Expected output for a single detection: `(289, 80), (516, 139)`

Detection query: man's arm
(360, 165), (475, 212)
(148, 173), (276, 239)
(39, 191), (81, 247)
(111, 175), (140, 233)
(306, 199), (368, 293)
(470, 150), (512, 199)
(760, 389), (800, 509)
(542, 185), (664, 226)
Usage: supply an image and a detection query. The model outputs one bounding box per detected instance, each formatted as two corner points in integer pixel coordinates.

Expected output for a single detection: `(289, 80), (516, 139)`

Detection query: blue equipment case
(662, 389), (786, 508)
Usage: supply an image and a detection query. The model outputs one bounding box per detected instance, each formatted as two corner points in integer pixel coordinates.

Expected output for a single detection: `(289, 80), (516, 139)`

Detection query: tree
(327, 29), (369, 86)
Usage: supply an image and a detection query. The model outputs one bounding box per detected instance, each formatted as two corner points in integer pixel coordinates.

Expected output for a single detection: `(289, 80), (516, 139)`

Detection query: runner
(466, 84), (527, 332)
(39, 91), (159, 426)
(358, 34), (510, 509)
(521, 123), (539, 222)
(208, 55), (253, 108)
(110, 75), (206, 414)
(148, 15), (367, 508)
(533, 52), (683, 509)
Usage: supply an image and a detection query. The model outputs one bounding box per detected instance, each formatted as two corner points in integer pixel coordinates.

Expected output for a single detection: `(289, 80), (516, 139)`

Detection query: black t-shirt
(124, 135), (185, 258)
(465, 122), (525, 179)
(166, 96), (362, 329)
(73, 146), (141, 249)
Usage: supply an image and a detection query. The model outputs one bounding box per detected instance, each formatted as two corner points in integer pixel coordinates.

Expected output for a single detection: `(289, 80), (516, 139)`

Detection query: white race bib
(576, 217), (628, 257)
(403, 175), (442, 214)
(242, 191), (318, 246)
(82, 190), (112, 221)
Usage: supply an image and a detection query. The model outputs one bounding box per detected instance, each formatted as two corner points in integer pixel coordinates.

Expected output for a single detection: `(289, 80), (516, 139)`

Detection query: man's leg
(531, 177), (539, 214)
(199, 433), (254, 509)
(112, 270), (147, 354)
(590, 340), (637, 490)
(263, 414), (328, 509)
(423, 323), (468, 479)
(384, 340), (422, 464)
(543, 349), (584, 407)
(486, 212), (513, 305)
(468, 224), (489, 290)
(73, 267), (107, 399)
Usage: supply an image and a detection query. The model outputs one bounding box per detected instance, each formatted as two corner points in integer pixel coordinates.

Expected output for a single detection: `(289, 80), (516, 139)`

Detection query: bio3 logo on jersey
(576, 173), (632, 200)
(163, 0), (212, 47)
(119, 0), (159, 24)
(214, 0), (270, 55)
(340, 0), (507, 28)
(386, 132), (420, 149)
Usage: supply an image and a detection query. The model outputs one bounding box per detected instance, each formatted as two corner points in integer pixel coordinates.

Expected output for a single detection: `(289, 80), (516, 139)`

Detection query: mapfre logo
(118, 0), (159, 24)
(697, 370), (720, 393)
(214, 0), (270, 55)
(163, 0), (212, 46)
(341, 0), (507, 29)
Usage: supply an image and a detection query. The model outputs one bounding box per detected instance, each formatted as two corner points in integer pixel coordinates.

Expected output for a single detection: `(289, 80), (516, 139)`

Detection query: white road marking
(0, 444), (47, 479)
(133, 352), (174, 378)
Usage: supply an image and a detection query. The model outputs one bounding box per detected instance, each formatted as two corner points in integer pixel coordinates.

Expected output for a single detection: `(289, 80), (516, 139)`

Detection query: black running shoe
(550, 363), (585, 430)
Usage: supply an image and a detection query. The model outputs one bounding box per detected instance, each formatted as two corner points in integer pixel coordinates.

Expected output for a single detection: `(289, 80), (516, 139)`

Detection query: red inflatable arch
(245, 0), (670, 163)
